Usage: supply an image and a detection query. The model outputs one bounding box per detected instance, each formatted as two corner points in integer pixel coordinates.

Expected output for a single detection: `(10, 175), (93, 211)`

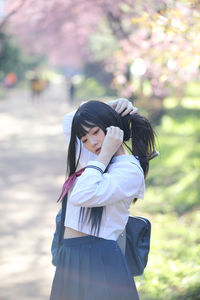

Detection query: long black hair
(60, 100), (156, 239)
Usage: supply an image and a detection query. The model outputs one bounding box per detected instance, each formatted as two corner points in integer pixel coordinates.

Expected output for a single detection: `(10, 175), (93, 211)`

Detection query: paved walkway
(0, 82), (74, 300)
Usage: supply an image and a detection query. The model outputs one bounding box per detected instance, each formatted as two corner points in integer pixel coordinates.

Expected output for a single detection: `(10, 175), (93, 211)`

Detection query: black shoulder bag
(117, 216), (151, 276)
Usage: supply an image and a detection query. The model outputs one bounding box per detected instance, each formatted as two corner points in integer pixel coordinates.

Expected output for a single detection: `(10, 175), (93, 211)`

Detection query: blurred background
(0, 1), (199, 299)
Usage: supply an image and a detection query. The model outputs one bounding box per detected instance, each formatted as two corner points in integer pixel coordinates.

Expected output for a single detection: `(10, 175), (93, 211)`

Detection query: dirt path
(0, 82), (74, 300)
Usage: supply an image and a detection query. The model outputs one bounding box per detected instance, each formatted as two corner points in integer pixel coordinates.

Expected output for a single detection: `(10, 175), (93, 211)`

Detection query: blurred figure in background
(3, 72), (18, 88)
(30, 74), (49, 101)
(65, 76), (75, 105)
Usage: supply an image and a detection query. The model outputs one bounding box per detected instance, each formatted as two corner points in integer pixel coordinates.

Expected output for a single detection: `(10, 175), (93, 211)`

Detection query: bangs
(73, 115), (98, 139)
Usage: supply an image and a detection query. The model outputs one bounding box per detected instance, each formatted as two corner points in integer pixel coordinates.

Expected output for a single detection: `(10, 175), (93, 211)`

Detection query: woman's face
(80, 126), (105, 154)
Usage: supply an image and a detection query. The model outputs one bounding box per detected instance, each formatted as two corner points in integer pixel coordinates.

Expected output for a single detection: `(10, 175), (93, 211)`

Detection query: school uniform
(49, 112), (145, 300)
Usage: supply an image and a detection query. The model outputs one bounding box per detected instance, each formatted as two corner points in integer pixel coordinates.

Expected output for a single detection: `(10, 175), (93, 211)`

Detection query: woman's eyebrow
(81, 128), (92, 139)
(82, 127), (96, 135)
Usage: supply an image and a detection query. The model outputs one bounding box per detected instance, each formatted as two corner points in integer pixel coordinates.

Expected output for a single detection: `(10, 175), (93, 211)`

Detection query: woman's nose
(89, 136), (97, 145)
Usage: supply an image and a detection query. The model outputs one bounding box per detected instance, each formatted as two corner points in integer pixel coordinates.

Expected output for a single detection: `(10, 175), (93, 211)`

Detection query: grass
(131, 98), (200, 299)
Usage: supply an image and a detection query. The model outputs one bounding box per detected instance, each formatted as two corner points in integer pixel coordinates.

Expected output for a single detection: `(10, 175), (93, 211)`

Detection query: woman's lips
(95, 147), (101, 154)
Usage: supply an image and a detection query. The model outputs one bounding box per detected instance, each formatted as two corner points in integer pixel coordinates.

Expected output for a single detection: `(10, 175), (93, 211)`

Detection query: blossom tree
(3, 0), (200, 119)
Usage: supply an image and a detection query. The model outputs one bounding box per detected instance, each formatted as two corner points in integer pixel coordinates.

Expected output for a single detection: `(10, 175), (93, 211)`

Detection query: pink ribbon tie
(57, 167), (85, 202)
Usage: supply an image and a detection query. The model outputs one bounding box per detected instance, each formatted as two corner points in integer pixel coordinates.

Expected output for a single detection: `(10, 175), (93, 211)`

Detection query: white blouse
(62, 112), (145, 240)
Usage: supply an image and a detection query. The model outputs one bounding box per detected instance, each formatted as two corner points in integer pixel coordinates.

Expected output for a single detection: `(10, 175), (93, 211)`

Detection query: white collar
(111, 154), (139, 163)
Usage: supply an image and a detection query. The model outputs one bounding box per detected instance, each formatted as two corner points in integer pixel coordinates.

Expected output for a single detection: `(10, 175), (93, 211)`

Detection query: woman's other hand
(108, 98), (138, 116)
(96, 126), (124, 166)
(104, 126), (124, 154)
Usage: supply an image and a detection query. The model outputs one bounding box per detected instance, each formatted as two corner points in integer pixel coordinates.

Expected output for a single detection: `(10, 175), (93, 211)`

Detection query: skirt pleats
(50, 236), (139, 300)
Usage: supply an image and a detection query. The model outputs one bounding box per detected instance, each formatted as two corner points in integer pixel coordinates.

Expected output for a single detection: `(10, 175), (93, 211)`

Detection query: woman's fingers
(106, 126), (124, 141)
(114, 98), (138, 116)
(129, 107), (138, 115)
(121, 104), (138, 116)
(115, 99), (128, 113)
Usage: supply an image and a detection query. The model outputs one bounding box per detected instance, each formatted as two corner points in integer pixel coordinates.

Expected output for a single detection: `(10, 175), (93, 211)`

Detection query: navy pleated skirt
(50, 236), (139, 300)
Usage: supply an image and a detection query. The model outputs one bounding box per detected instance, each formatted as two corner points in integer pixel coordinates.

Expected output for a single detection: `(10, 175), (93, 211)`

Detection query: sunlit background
(0, 1), (200, 299)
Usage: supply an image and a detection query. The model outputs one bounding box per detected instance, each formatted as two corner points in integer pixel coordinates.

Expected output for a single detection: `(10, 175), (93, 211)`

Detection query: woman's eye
(94, 129), (99, 135)
(82, 139), (87, 143)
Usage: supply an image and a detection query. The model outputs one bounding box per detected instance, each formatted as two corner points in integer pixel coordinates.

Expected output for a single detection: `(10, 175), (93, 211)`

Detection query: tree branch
(0, 0), (27, 31)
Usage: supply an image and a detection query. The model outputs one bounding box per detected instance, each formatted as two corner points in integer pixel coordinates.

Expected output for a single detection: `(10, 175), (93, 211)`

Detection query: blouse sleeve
(69, 160), (145, 207)
(62, 112), (97, 168)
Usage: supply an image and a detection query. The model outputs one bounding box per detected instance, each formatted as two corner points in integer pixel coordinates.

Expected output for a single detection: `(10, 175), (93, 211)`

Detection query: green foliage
(184, 81), (200, 97)
(0, 32), (44, 80)
(89, 20), (120, 61)
(75, 76), (117, 100)
(130, 100), (200, 299)
(142, 106), (200, 215)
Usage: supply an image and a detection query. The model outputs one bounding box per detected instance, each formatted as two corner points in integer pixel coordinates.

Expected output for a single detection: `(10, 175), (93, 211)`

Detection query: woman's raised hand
(108, 98), (138, 116)
(105, 126), (124, 153)
(97, 126), (124, 166)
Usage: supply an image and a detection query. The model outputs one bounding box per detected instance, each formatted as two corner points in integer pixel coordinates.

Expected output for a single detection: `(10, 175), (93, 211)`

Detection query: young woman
(50, 98), (156, 300)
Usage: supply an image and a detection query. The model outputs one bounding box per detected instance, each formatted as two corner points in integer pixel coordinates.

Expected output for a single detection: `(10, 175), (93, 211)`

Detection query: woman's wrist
(96, 152), (112, 167)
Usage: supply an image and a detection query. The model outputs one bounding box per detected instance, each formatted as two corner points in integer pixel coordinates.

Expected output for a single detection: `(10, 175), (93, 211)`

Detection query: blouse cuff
(86, 160), (106, 174)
